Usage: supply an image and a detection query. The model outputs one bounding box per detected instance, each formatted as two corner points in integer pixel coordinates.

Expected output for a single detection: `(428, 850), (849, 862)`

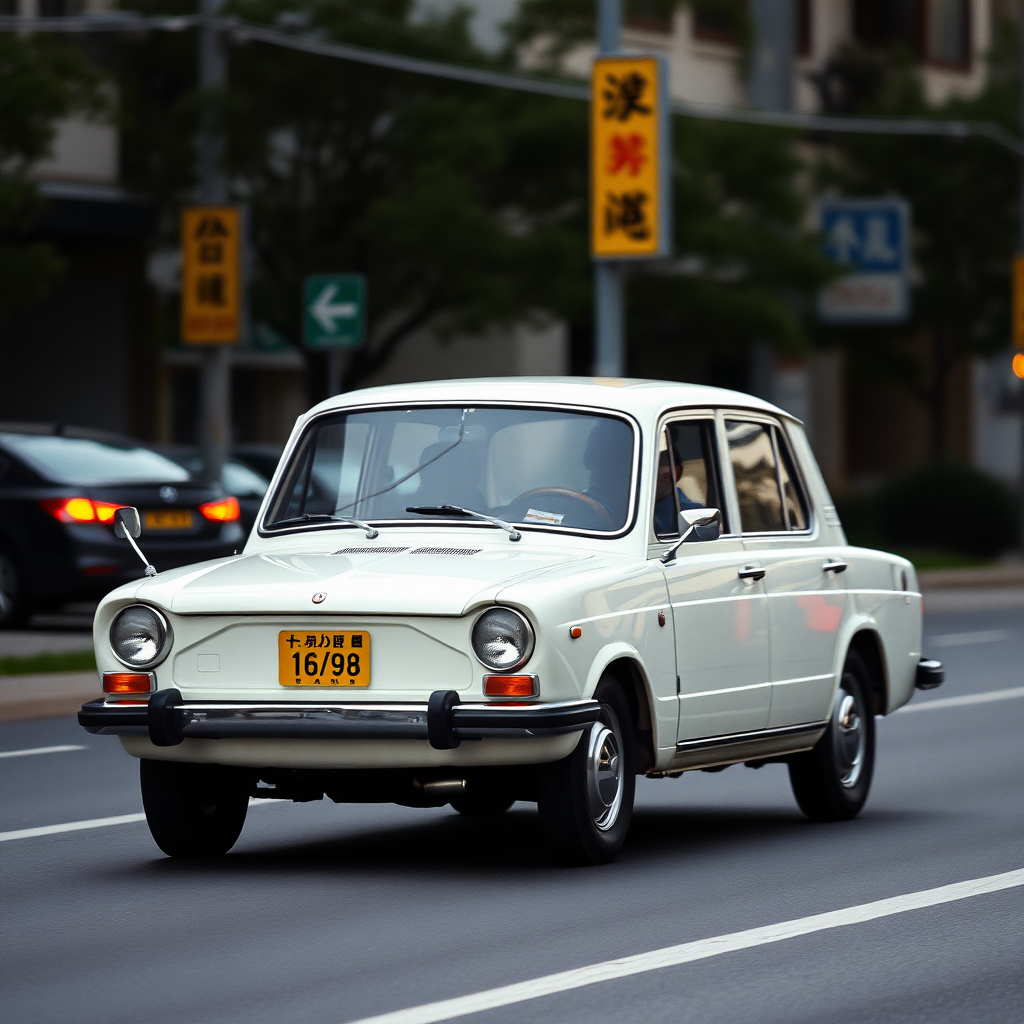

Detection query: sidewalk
(0, 672), (99, 723)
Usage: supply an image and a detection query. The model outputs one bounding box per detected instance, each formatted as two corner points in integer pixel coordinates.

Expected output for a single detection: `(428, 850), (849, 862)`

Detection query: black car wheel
(140, 759), (250, 858)
(0, 549), (30, 629)
(788, 650), (876, 822)
(537, 677), (635, 865)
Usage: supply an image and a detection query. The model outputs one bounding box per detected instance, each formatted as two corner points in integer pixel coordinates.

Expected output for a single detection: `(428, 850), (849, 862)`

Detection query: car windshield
(0, 433), (192, 486)
(265, 406), (637, 533)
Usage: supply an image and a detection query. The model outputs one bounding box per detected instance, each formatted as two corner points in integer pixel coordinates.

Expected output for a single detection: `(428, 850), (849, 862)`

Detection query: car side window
(653, 419), (724, 539)
(726, 419), (810, 534)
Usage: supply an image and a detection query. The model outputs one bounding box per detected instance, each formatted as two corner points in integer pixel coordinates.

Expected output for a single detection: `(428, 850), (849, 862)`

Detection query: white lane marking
(0, 795), (285, 843)
(0, 813), (146, 843)
(343, 869), (1024, 1024)
(0, 744), (86, 759)
(897, 686), (1024, 714)
(929, 629), (1012, 648)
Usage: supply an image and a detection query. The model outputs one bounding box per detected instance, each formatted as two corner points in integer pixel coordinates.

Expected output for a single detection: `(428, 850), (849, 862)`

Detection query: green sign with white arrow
(303, 274), (366, 350)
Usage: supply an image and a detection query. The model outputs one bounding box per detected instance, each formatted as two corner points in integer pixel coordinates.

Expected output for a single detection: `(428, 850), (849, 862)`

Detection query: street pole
(594, 0), (624, 376)
(1018, 0), (1024, 552)
(197, 0), (231, 487)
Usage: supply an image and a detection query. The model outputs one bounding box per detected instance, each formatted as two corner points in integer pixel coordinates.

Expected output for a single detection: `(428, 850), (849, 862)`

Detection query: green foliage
(0, 649), (96, 676)
(836, 461), (1019, 559)
(0, 34), (104, 321)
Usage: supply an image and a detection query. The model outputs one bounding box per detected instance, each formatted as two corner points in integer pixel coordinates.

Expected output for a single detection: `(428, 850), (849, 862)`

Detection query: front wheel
(537, 678), (635, 864)
(788, 650), (876, 822)
(140, 759), (250, 858)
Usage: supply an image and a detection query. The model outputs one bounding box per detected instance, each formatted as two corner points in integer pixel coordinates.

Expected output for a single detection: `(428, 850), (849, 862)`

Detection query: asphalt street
(1, 596), (1021, 1024)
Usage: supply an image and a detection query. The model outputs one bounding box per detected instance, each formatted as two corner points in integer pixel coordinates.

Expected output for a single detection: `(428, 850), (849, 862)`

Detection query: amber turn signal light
(483, 674), (538, 698)
(102, 672), (154, 695)
(569, 626), (582, 639)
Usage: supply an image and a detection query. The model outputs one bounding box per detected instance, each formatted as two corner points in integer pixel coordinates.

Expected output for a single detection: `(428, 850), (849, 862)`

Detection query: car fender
(583, 641), (675, 753)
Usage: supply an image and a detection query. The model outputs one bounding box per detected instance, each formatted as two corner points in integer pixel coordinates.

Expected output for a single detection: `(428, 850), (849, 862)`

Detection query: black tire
(450, 790), (514, 817)
(537, 677), (636, 865)
(140, 759), (250, 858)
(788, 650), (876, 822)
(0, 549), (31, 629)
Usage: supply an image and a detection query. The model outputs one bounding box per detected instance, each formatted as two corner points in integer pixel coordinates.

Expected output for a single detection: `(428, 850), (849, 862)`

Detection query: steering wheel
(509, 487), (616, 531)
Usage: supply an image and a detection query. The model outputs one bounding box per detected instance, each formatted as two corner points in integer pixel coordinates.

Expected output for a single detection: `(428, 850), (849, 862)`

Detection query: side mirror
(680, 506), (721, 542)
(114, 506), (142, 539)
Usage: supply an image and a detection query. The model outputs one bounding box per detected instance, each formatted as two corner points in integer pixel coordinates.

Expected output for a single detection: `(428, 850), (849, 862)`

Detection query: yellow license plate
(145, 509), (193, 531)
(278, 631), (371, 687)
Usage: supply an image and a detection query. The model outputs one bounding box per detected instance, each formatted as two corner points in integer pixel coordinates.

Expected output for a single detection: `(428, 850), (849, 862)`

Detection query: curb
(0, 672), (100, 724)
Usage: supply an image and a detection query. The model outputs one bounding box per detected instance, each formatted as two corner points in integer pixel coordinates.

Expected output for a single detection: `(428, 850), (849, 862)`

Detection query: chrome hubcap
(586, 711), (623, 831)
(832, 678), (865, 788)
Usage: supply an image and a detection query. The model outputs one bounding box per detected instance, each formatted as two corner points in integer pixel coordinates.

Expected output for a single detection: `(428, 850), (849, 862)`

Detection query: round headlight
(110, 605), (170, 669)
(472, 608), (534, 671)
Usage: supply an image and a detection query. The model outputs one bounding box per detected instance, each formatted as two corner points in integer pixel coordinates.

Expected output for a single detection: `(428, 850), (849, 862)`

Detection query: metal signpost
(591, 0), (671, 377)
(303, 274), (366, 397)
(817, 198), (911, 325)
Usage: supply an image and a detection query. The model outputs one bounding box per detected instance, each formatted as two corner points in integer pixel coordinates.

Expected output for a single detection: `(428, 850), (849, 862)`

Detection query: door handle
(738, 565), (766, 582)
(823, 560), (848, 574)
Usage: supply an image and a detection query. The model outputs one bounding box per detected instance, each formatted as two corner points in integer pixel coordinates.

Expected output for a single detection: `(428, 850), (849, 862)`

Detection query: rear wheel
(140, 759), (250, 858)
(537, 677), (635, 865)
(788, 650), (876, 822)
(0, 550), (30, 629)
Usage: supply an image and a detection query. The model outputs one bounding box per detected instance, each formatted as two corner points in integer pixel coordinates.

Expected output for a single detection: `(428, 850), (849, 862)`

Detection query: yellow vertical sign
(591, 55), (668, 260)
(1014, 254), (1024, 350)
(181, 206), (241, 344)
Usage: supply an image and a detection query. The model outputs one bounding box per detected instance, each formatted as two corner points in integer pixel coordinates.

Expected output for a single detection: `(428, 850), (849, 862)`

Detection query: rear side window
(725, 420), (809, 534)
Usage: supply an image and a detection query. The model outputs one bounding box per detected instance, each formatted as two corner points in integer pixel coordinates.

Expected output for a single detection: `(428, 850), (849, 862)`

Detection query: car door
(724, 416), (847, 729)
(654, 412), (772, 742)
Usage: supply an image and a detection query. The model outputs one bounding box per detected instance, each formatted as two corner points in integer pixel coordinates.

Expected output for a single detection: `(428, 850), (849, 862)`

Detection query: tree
(116, 0), (593, 392)
(815, 32), (1020, 458)
(0, 34), (103, 321)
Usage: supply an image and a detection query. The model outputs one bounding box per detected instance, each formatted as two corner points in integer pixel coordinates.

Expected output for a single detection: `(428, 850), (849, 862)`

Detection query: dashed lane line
(342, 869), (1024, 1024)
(897, 685), (1024, 713)
(0, 744), (86, 759)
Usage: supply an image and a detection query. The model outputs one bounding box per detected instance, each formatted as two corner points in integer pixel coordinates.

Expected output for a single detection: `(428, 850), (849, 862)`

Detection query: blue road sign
(818, 199), (911, 325)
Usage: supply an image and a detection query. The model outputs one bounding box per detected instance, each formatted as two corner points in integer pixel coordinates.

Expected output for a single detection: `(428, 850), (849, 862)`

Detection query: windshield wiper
(406, 504), (521, 542)
(272, 513), (379, 538)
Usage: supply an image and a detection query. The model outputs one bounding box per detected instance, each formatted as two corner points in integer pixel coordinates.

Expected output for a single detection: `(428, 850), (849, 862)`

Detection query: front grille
(409, 547), (481, 556)
(332, 546), (410, 555)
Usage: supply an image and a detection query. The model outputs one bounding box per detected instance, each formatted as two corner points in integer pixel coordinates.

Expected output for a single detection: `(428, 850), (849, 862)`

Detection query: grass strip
(0, 650), (96, 676)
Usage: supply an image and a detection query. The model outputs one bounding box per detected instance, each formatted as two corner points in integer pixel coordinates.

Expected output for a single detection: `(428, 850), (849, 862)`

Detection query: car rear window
(0, 434), (192, 486)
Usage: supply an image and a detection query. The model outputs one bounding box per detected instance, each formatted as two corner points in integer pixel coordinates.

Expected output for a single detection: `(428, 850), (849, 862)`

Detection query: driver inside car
(653, 449), (704, 536)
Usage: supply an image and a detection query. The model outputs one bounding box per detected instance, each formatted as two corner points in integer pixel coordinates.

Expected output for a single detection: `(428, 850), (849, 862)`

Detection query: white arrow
(311, 284), (357, 334)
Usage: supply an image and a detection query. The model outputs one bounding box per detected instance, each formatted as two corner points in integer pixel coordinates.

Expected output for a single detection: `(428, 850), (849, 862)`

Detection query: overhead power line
(3, 12), (1022, 157)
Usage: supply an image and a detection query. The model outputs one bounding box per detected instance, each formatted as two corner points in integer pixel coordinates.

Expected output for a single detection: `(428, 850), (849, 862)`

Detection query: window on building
(625, 0), (674, 34)
(852, 0), (920, 53)
(692, 3), (739, 44)
(925, 0), (971, 68)
(797, 0), (812, 56)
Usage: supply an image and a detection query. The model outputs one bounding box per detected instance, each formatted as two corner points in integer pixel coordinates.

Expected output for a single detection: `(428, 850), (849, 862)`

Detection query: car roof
(304, 377), (798, 425)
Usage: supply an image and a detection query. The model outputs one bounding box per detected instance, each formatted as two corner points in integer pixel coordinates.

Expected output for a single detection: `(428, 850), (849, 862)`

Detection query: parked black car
(0, 424), (246, 628)
(156, 446), (272, 534)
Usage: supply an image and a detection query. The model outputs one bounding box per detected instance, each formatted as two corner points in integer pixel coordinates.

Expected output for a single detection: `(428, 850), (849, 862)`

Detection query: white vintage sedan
(80, 378), (943, 864)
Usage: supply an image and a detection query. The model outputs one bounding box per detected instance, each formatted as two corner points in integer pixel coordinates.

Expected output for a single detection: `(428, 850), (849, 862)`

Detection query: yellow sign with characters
(181, 206), (241, 344)
(1013, 254), (1024, 350)
(591, 55), (670, 260)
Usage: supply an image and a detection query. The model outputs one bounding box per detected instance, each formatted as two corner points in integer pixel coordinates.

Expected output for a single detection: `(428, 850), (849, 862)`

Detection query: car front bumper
(79, 689), (601, 750)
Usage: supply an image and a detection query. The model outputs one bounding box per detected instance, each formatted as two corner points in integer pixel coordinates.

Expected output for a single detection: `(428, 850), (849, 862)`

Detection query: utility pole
(1018, 0), (1024, 552)
(196, 0), (231, 487)
(594, 0), (624, 376)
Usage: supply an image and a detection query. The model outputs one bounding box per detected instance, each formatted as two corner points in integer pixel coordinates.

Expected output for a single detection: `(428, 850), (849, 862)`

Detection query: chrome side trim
(668, 721), (828, 772)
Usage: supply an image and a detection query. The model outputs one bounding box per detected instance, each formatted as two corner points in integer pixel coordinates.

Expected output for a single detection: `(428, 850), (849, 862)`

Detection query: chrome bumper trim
(78, 692), (600, 748)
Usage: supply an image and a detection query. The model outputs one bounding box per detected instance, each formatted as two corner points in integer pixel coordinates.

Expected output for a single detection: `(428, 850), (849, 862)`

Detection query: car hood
(135, 547), (592, 616)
